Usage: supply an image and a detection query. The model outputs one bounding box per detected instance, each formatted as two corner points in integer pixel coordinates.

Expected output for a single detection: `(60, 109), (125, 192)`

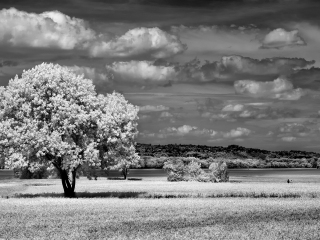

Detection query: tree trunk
(122, 168), (128, 180)
(60, 169), (77, 198)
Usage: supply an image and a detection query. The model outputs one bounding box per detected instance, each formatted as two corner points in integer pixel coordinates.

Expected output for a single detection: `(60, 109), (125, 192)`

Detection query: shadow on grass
(8, 191), (307, 199)
(24, 183), (56, 186)
(127, 178), (142, 181)
(11, 191), (148, 199)
(107, 177), (125, 180)
(106, 177), (142, 181)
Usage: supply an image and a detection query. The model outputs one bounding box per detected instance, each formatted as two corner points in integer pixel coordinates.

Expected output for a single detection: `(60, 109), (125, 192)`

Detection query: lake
(1, 168), (319, 182)
(107, 168), (319, 176)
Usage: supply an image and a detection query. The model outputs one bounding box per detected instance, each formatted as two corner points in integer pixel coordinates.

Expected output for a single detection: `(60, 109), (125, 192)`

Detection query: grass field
(1, 171), (320, 239)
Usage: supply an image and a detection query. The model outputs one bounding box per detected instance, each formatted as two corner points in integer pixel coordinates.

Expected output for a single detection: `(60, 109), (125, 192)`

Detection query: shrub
(14, 166), (49, 179)
(208, 161), (229, 182)
(167, 172), (184, 181)
(164, 158), (229, 182)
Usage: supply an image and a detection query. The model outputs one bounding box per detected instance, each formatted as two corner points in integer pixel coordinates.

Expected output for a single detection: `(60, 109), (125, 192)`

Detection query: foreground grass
(1, 173), (320, 239)
(1, 198), (320, 240)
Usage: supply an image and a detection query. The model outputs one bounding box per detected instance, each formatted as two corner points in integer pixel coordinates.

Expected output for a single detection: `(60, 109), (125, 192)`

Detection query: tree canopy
(0, 63), (139, 197)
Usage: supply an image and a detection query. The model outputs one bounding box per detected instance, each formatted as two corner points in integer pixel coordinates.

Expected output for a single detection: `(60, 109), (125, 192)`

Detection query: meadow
(1, 170), (320, 239)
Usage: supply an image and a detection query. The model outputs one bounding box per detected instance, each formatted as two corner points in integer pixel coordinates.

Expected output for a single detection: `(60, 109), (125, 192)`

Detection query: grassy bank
(2, 177), (320, 199)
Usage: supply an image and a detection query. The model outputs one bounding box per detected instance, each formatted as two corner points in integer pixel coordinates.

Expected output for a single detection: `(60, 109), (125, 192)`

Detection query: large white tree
(0, 63), (139, 197)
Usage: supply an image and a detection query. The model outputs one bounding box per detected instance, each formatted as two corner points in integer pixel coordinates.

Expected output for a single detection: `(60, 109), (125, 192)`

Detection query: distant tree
(105, 147), (140, 179)
(0, 63), (139, 197)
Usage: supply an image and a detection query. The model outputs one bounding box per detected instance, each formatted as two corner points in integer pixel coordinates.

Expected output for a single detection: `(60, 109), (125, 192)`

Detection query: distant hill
(136, 143), (320, 160)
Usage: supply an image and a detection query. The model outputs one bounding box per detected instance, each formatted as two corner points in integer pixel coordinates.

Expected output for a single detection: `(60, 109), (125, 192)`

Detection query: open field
(1, 169), (320, 239)
(1, 198), (320, 240)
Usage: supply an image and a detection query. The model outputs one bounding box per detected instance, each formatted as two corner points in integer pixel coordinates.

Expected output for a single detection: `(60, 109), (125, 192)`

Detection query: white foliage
(0, 63), (139, 173)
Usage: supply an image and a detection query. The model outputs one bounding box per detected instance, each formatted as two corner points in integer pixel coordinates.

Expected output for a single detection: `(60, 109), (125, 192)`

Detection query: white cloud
(0, 8), (186, 59)
(156, 125), (251, 139)
(89, 27), (186, 58)
(219, 55), (312, 76)
(222, 104), (244, 112)
(245, 102), (271, 106)
(172, 55), (314, 83)
(138, 114), (152, 122)
(261, 28), (305, 49)
(106, 56), (315, 85)
(66, 65), (112, 82)
(139, 105), (169, 112)
(176, 125), (197, 135)
(234, 77), (305, 100)
(281, 136), (297, 142)
(274, 88), (305, 100)
(222, 127), (252, 138)
(0, 8), (96, 49)
(158, 125), (219, 138)
(279, 123), (306, 133)
(159, 111), (173, 118)
(159, 125), (197, 136)
(106, 60), (177, 83)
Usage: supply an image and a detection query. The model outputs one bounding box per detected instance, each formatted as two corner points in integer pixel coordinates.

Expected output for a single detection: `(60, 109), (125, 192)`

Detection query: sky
(1, 0), (320, 152)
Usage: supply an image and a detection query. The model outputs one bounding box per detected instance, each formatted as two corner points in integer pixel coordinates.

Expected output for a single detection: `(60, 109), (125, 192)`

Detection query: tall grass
(1, 198), (320, 239)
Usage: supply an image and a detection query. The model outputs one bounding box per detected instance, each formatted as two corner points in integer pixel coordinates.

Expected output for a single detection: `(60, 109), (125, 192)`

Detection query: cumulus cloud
(159, 111), (174, 118)
(204, 104), (299, 121)
(0, 8), (186, 59)
(0, 8), (96, 49)
(156, 125), (219, 138)
(222, 127), (252, 138)
(159, 125), (198, 136)
(217, 55), (312, 76)
(234, 77), (306, 100)
(107, 56), (315, 85)
(281, 136), (297, 142)
(139, 105), (170, 112)
(279, 123), (309, 134)
(222, 104), (245, 112)
(273, 121), (320, 143)
(166, 56), (314, 83)
(158, 111), (176, 123)
(149, 125), (251, 140)
(89, 27), (187, 58)
(261, 28), (306, 49)
(106, 61), (177, 83)
(67, 65), (112, 82)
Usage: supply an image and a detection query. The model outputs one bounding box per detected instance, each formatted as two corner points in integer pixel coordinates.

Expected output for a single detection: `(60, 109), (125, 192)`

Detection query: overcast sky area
(1, 0), (320, 152)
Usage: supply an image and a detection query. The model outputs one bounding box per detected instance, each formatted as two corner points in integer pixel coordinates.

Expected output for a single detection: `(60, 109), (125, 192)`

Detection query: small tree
(0, 63), (139, 197)
(103, 144), (140, 180)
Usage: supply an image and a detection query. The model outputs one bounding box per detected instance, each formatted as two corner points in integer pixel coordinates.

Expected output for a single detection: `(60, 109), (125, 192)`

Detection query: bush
(167, 172), (184, 181)
(163, 158), (229, 182)
(14, 166), (50, 179)
(208, 161), (229, 182)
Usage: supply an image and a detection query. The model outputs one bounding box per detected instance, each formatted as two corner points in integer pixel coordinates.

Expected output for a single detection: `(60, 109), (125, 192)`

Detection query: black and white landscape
(1, 1), (320, 239)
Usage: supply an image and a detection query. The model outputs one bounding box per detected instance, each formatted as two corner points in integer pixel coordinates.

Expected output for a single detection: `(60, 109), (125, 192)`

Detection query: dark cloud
(3, 0), (320, 30)
(290, 67), (320, 89)
(167, 56), (314, 83)
(0, 60), (18, 67)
